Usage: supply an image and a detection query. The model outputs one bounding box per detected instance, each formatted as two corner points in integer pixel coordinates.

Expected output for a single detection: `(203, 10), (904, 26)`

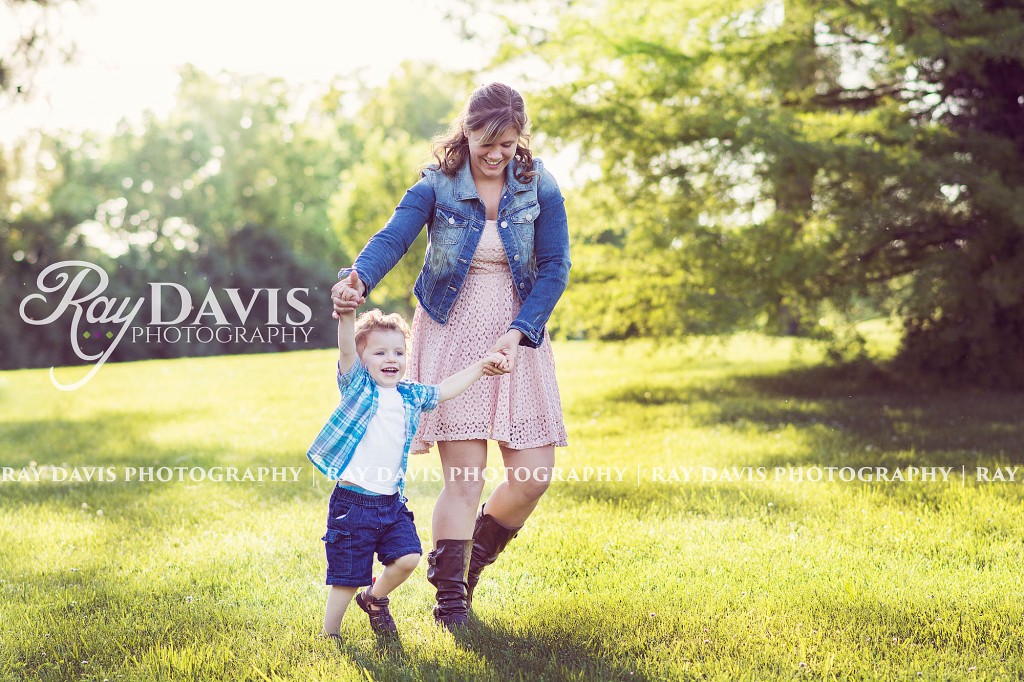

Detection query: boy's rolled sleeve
(337, 358), (368, 395)
(401, 380), (440, 413)
(420, 384), (441, 412)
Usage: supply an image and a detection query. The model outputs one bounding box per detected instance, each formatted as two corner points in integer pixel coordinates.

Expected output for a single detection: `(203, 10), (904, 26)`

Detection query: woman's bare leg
(433, 439), (489, 539)
(482, 444), (554, 526)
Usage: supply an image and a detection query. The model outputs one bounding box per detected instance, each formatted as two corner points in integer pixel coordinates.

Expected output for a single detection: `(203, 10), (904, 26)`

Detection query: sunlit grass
(2, 331), (1023, 680)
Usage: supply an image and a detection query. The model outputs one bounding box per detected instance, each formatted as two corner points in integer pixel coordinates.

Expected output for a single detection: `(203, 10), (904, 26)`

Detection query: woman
(331, 82), (570, 629)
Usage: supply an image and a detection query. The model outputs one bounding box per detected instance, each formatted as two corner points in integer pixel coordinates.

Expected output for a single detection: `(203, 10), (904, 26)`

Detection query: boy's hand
(481, 351), (510, 376)
(339, 287), (362, 303)
(332, 287), (361, 319)
(486, 329), (522, 374)
(332, 270), (365, 319)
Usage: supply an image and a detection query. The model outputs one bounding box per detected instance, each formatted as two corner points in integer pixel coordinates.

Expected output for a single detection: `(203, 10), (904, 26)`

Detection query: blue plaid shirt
(306, 357), (440, 496)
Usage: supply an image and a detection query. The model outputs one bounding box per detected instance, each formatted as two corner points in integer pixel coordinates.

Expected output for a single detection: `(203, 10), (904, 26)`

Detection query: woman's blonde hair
(354, 309), (410, 354)
(431, 83), (536, 183)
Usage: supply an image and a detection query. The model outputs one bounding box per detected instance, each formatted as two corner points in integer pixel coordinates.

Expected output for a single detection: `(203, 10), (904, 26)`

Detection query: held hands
(330, 270), (522, 376)
(440, 349), (510, 402)
(481, 351), (510, 377)
(484, 329), (524, 376)
(331, 270), (365, 319)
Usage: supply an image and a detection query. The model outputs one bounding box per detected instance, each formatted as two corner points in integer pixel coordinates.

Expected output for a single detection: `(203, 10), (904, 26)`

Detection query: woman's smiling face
(466, 126), (519, 181)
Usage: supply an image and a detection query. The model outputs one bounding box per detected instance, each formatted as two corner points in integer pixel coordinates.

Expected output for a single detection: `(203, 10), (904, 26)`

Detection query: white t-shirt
(340, 386), (406, 494)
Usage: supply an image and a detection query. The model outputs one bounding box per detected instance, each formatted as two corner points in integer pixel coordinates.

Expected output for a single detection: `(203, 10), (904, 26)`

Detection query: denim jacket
(340, 158), (571, 348)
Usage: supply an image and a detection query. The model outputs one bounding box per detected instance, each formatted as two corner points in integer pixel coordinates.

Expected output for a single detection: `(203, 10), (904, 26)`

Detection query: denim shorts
(322, 485), (422, 587)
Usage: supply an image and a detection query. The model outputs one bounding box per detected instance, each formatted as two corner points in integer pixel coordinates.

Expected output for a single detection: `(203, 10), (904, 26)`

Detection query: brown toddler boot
(426, 539), (473, 630)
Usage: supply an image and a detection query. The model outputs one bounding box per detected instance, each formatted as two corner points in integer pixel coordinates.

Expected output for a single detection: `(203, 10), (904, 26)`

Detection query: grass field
(2, 332), (1024, 681)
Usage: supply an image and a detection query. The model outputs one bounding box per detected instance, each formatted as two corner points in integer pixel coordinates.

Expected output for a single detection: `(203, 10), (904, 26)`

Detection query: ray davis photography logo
(18, 260), (314, 391)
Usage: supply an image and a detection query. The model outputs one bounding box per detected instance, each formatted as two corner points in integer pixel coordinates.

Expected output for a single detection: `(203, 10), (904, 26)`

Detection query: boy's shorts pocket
(322, 529), (352, 579)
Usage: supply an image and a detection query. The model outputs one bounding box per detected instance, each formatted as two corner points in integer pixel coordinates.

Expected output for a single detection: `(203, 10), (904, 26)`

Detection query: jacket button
(518, 282), (524, 288)
(448, 286), (457, 292)
(513, 254), (520, 261)
(525, 214), (532, 221)
(448, 217), (455, 224)
(500, 221), (508, 228)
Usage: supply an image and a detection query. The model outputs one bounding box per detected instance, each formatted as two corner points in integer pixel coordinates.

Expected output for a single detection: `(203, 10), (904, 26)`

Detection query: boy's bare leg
(322, 586), (357, 636)
(361, 553), (420, 609)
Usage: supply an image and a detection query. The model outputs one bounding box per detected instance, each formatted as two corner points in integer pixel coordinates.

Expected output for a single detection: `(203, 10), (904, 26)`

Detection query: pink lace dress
(409, 219), (568, 453)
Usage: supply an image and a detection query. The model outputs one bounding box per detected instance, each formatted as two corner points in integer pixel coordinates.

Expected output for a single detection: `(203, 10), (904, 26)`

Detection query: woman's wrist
(337, 268), (368, 297)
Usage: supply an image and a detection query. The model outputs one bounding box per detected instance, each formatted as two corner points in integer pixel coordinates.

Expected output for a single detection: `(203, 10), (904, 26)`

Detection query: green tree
(329, 63), (469, 317)
(4, 66), (361, 367)
(330, 128), (430, 316)
(79, 66), (353, 269)
(481, 0), (1024, 385)
(1, 0), (84, 367)
(0, 0), (79, 101)
(4, 61), (480, 369)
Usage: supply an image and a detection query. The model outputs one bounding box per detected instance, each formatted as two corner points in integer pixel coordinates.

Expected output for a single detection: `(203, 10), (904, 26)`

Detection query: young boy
(308, 272), (506, 638)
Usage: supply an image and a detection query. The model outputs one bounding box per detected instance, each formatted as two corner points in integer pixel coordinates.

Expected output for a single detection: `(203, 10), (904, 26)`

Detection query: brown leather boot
(466, 505), (521, 609)
(426, 539), (473, 629)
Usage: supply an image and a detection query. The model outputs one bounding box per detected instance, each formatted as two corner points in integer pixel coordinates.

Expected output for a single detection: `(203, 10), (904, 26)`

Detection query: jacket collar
(454, 158), (532, 201)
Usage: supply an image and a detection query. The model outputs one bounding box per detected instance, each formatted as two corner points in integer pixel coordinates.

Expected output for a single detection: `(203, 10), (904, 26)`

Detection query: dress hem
(412, 433), (568, 454)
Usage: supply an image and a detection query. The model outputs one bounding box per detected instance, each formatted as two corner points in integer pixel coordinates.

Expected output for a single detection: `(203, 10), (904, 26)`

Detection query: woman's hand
(331, 270), (366, 319)
(485, 329), (524, 375)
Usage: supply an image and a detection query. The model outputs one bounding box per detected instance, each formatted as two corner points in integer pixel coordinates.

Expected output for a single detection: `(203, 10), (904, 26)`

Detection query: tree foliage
(2, 62), (477, 369)
(0, 0), (79, 102)
(2, 68), (353, 367)
(330, 63), (470, 317)
(483, 0), (1024, 385)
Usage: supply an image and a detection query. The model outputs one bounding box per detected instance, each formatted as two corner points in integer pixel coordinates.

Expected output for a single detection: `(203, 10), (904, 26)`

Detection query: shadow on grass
(328, 638), (432, 682)
(735, 365), (1024, 468)
(0, 410), (325, 509)
(329, 617), (651, 682)
(598, 364), (1024, 469)
(0, 411), (213, 467)
(464, 618), (651, 682)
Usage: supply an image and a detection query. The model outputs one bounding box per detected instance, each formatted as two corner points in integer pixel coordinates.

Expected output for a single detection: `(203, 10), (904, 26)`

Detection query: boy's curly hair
(354, 309), (410, 354)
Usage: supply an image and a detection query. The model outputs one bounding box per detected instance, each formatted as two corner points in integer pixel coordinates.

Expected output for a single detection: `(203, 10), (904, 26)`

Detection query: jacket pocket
(509, 203), (539, 226)
(431, 207), (469, 245)
(509, 203), (539, 276)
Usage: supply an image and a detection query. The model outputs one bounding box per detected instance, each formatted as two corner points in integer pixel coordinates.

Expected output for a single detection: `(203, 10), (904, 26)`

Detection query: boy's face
(359, 329), (407, 388)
